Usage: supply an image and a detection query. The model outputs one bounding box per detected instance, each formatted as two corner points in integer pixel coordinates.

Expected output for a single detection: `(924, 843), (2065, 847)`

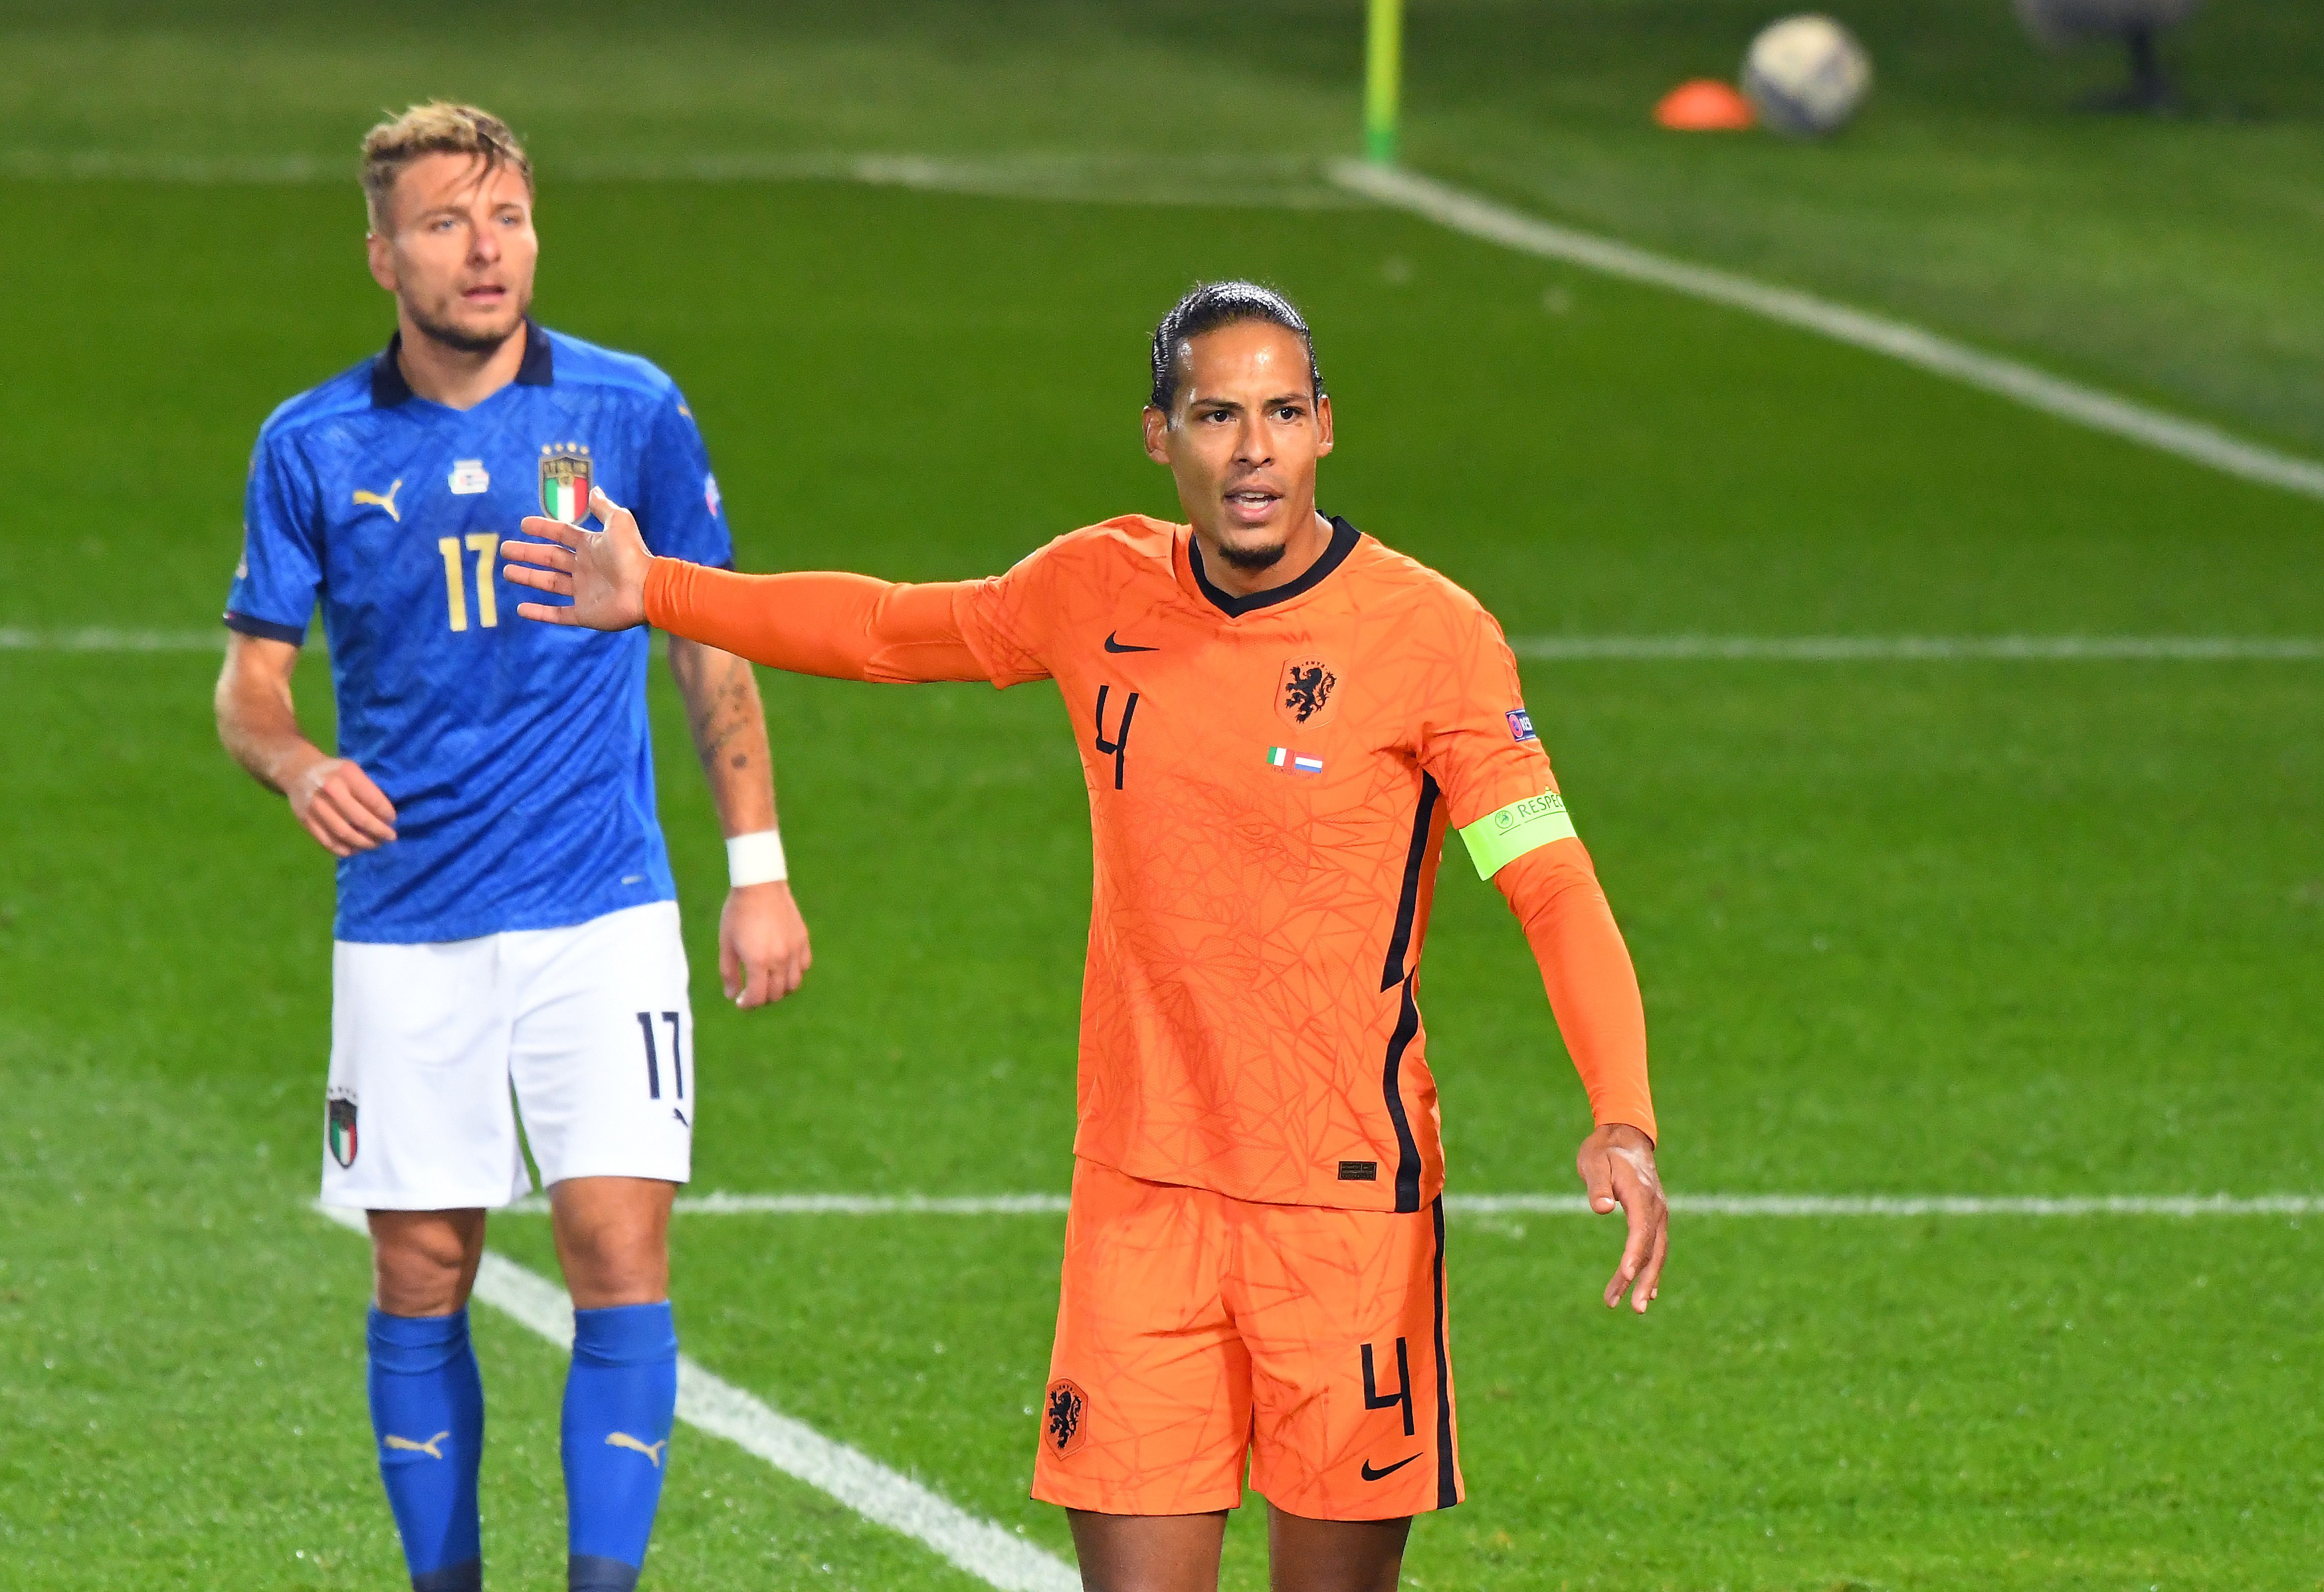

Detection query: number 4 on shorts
(1361, 1338), (1414, 1437)
(634, 1011), (685, 1100)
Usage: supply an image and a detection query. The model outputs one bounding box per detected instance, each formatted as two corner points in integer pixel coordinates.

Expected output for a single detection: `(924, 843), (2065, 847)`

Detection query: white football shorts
(319, 900), (695, 1210)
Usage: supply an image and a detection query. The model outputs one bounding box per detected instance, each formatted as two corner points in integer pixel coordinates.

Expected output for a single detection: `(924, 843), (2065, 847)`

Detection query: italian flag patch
(538, 444), (593, 523)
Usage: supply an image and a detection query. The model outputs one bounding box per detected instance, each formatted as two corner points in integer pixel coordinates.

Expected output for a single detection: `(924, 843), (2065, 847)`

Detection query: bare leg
(370, 1207), (486, 1315)
(548, 1175), (676, 1307)
(1066, 1510), (1228, 1592)
(1266, 1506), (1412, 1592)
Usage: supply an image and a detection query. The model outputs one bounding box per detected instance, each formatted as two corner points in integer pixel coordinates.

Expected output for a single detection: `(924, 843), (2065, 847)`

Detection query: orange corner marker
(1654, 79), (1756, 131)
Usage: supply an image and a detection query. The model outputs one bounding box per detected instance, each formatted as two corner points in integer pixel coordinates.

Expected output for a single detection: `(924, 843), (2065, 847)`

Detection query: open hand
(503, 487), (652, 630)
(1577, 1123), (1668, 1313)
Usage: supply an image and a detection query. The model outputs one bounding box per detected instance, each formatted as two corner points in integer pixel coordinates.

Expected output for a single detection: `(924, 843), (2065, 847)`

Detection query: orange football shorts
(1032, 1158), (1462, 1521)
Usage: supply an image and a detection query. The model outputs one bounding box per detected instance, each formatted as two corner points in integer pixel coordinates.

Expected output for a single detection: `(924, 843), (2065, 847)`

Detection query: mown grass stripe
(489, 1192), (2324, 1217)
(15, 145), (2324, 501)
(313, 1205), (1078, 1592)
(1331, 160), (2324, 506)
(8, 628), (2319, 661)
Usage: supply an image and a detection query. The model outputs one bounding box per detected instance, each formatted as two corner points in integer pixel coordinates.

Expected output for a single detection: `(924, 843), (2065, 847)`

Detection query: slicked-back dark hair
(1148, 280), (1325, 413)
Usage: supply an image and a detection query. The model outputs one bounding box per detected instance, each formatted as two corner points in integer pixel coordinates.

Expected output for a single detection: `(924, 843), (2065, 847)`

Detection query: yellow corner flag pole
(1365, 0), (1403, 164)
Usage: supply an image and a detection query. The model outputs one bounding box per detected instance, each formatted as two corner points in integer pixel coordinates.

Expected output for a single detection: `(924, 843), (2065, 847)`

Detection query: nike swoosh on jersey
(1103, 632), (1160, 653)
(1359, 1454), (1420, 1481)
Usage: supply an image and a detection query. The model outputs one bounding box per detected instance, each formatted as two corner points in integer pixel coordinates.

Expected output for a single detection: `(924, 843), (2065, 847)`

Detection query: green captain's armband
(1459, 791), (1577, 879)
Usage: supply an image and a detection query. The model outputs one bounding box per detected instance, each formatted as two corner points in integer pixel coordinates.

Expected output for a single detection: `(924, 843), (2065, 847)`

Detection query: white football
(1743, 14), (1874, 137)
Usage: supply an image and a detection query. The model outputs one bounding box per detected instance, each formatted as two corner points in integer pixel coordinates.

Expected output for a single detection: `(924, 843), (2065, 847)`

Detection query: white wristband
(726, 830), (788, 888)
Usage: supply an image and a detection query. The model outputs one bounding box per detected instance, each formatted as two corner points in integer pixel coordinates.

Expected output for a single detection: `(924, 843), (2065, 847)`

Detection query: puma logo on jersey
(606, 1432), (667, 1468)
(383, 1430), (449, 1459)
(352, 480), (404, 522)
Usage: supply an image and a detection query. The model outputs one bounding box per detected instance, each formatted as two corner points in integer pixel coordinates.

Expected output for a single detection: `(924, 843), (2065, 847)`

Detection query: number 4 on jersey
(1093, 685), (1139, 789)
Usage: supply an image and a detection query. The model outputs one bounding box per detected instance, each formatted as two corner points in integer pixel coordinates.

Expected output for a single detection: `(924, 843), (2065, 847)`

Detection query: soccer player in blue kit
(212, 103), (808, 1592)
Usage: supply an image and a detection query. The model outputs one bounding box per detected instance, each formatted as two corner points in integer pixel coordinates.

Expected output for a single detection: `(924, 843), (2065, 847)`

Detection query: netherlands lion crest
(1276, 657), (1339, 729)
(1044, 1378), (1089, 1457)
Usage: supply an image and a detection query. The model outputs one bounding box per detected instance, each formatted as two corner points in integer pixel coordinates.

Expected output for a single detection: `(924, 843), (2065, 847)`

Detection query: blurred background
(2, 3), (2318, 1589)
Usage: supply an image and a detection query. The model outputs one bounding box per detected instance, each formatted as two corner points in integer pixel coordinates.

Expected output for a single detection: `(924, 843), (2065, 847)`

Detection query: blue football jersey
(225, 322), (734, 944)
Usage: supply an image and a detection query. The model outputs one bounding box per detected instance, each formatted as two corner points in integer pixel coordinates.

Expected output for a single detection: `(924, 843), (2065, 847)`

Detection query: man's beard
(1214, 537), (1287, 572)
(407, 291), (529, 356)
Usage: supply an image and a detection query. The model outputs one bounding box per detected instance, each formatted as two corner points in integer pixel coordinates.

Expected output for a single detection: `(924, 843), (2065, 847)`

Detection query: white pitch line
(571, 152), (1359, 209)
(313, 1205), (1077, 1592)
(1478, 1193), (2324, 1217)
(488, 1192), (2324, 1218)
(0, 626), (227, 651)
(1508, 635), (2324, 661)
(0, 149), (1357, 210)
(687, 1192), (1077, 1215)
(1330, 161), (2324, 506)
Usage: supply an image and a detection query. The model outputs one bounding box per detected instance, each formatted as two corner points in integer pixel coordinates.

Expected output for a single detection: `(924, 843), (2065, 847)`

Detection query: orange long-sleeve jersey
(648, 515), (1654, 1210)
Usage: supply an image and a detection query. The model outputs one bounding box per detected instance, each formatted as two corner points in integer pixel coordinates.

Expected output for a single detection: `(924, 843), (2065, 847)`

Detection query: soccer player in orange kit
(504, 282), (1666, 1592)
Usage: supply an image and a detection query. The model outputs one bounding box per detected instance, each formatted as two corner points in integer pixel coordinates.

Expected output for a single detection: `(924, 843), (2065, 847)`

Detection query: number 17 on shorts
(320, 901), (697, 1210)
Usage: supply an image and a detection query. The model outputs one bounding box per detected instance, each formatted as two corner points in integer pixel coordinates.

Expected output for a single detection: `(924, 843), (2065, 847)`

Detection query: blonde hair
(359, 101), (532, 232)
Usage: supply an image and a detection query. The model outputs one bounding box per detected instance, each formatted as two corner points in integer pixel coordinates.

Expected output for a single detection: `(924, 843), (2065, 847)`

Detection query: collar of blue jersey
(370, 317), (553, 408)
(1186, 513), (1360, 618)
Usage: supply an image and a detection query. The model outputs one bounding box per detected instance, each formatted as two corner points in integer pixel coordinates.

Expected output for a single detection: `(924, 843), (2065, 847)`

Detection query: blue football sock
(367, 1306), (484, 1592)
(562, 1300), (678, 1591)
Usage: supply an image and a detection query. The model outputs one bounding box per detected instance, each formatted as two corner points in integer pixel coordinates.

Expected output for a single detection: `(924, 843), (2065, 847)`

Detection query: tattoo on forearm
(682, 655), (767, 785)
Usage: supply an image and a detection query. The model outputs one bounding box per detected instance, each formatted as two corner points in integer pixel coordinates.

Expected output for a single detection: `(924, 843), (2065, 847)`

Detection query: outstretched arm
(649, 562), (987, 683)
(502, 489), (988, 682)
(1496, 837), (1668, 1313)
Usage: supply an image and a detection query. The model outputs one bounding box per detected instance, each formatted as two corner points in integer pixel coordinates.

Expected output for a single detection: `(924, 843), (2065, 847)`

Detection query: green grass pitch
(3, 7), (2323, 1590)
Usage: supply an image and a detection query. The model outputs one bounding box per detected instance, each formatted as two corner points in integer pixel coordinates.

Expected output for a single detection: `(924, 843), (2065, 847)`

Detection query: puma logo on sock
(605, 1431), (666, 1468)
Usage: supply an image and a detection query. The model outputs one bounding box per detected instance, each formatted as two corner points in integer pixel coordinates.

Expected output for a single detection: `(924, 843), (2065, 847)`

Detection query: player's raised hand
(505, 487), (651, 630)
(1577, 1123), (1668, 1314)
(287, 754), (398, 857)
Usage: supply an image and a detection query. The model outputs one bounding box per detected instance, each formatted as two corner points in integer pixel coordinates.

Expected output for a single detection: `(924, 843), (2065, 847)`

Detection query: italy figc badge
(539, 442), (593, 523)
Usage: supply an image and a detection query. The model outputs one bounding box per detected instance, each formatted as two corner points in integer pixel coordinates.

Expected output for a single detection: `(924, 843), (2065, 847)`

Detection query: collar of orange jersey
(1184, 514), (1360, 618)
(371, 317), (554, 408)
